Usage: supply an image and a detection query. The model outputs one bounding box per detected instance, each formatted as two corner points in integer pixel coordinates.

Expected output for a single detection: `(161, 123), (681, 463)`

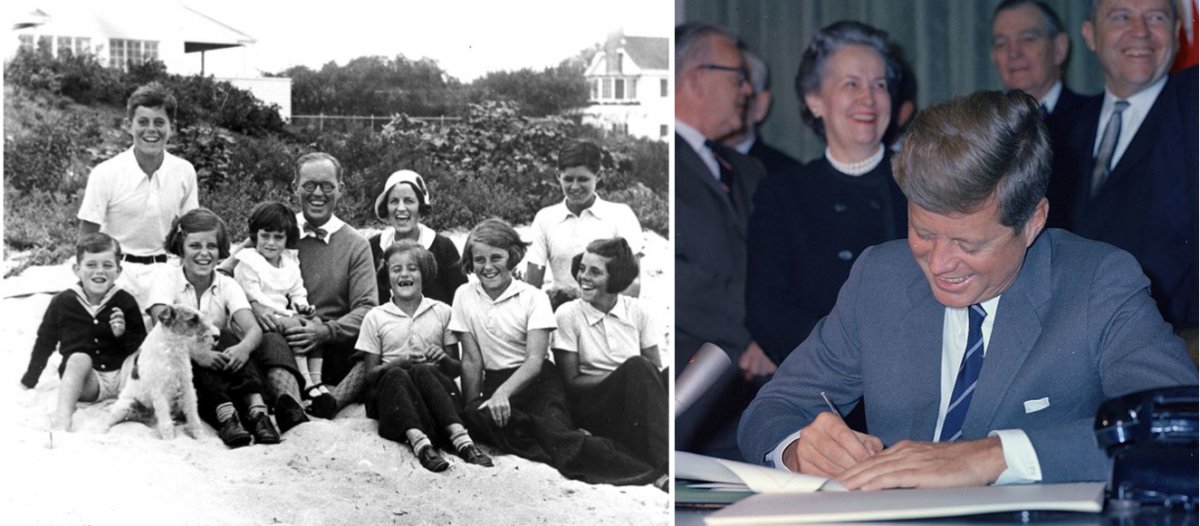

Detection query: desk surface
(675, 503), (1196, 526)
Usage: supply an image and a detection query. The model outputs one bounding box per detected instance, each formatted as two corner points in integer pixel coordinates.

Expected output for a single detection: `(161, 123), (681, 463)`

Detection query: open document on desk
(675, 451), (846, 507)
(703, 482), (1106, 524)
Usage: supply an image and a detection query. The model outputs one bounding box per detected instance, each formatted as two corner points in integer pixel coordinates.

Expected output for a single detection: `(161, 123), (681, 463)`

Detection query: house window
(75, 37), (91, 56)
(602, 78), (612, 99)
(614, 78), (625, 99)
(109, 39), (158, 70)
(18, 35), (33, 54)
(660, 124), (668, 137)
(661, 79), (668, 97)
(590, 79), (599, 100)
(110, 39), (126, 69)
(628, 78), (637, 99)
(57, 36), (72, 58)
(37, 35), (52, 55)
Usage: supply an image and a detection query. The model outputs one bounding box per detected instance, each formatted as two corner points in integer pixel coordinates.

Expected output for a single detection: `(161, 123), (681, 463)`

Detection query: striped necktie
(939, 303), (987, 442)
(704, 140), (736, 207)
(1090, 100), (1129, 196)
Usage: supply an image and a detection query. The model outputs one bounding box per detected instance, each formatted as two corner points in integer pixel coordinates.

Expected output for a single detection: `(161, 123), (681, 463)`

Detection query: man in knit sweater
(245, 152), (378, 432)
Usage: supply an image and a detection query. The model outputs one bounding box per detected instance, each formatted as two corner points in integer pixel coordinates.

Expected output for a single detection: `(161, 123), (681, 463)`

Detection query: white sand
(0, 230), (672, 525)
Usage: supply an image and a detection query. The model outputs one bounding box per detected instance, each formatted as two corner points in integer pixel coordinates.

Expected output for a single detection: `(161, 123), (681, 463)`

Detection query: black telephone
(1094, 385), (1198, 509)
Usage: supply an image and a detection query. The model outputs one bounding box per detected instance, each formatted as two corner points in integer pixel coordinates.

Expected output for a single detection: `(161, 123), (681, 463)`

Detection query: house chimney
(604, 30), (624, 73)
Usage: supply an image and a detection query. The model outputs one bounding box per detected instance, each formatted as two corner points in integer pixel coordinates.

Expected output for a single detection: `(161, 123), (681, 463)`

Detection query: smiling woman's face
(386, 183), (422, 237)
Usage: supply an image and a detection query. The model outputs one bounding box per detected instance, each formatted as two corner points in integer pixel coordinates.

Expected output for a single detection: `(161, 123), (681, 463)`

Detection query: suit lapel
(901, 277), (947, 441)
(963, 232), (1052, 438)
(676, 134), (738, 218)
(1068, 97), (1104, 226)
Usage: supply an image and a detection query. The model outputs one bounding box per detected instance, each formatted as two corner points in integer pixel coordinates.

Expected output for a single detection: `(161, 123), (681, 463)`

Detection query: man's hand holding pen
(783, 406), (884, 476)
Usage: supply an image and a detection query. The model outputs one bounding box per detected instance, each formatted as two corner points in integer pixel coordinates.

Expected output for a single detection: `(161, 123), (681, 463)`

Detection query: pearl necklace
(826, 145), (885, 176)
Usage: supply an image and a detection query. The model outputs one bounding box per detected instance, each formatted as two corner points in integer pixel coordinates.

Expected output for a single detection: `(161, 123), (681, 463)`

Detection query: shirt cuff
(989, 429), (1042, 484)
(768, 430), (804, 471)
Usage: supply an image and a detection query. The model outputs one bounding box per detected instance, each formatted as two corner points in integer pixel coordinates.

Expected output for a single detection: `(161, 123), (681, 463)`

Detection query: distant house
(581, 32), (669, 141)
(7, 0), (291, 121)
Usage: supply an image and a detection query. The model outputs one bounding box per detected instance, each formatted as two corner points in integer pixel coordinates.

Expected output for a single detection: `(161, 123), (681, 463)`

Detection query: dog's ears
(156, 306), (176, 326)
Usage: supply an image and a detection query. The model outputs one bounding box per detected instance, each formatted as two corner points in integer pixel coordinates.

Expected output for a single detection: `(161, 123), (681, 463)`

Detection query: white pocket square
(1024, 397), (1051, 413)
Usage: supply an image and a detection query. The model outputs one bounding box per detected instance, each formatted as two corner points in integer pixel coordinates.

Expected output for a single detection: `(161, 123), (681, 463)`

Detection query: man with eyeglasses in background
(674, 22), (768, 458)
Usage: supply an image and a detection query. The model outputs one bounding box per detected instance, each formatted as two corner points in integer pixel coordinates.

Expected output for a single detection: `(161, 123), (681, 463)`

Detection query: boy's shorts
(91, 353), (137, 402)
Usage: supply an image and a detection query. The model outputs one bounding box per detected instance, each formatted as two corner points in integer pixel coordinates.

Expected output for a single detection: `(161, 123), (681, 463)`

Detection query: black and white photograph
(2, 0), (672, 523)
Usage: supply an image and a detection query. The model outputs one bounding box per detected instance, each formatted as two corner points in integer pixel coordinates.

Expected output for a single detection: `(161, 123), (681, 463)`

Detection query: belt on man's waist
(122, 253), (168, 264)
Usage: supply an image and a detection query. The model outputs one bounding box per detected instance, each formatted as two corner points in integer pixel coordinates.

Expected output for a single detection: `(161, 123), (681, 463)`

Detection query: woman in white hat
(369, 170), (468, 305)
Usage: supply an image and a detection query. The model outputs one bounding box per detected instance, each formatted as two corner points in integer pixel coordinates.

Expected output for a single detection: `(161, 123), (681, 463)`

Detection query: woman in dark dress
(368, 170), (467, 305)
(747, 21), (909, 368)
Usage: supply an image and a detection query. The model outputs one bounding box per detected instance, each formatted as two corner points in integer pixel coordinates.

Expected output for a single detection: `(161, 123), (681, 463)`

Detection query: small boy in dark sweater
(20, 233), (147, 431)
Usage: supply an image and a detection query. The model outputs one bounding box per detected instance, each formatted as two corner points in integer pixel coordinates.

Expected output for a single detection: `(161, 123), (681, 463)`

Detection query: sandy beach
(0, 229), (672, 526)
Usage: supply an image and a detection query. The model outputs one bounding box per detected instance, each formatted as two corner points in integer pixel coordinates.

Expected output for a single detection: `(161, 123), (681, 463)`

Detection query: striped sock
(447, 424), (472, 450)
(215, 402), (237, 423)
(406, 429), (432, 453)
(247, 404), (268, 419)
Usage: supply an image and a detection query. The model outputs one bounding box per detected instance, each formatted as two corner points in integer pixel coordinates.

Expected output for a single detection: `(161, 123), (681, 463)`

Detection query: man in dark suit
(719, 50), (801, 176)
(1053, 0), (1197, 336)
(739, 90), (1196, 488)
(675, 22), (768, 457)
(989, 0), (1088, 127)
(991, 0), (1090, 227)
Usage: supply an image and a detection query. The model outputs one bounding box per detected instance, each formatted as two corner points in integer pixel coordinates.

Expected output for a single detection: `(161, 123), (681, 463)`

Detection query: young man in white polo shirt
(525, 140), (643, 309)
(77, 82), (199, 312)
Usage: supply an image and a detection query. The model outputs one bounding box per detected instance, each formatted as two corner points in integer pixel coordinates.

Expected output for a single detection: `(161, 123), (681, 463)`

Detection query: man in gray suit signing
(739, 90), (1197, 489)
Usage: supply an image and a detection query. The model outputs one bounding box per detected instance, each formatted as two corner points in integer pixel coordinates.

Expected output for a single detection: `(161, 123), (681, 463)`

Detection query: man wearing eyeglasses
(235, 152), (379, 433)
(674, 22), (768, 459)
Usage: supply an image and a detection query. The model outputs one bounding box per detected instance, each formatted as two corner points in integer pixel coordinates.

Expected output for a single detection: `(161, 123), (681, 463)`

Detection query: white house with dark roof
(7, 0), (290, 120)
(581, 32), (669, 141)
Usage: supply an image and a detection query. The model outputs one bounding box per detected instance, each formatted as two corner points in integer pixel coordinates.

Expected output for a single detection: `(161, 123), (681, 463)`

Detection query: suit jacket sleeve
(738, 244), (872, 464)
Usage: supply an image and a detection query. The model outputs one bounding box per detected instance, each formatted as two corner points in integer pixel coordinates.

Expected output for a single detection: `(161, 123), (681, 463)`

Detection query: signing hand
(109, 308), (126, 338)
(838, 437), (1006, 491)
(737, 340), (777, 381)
(785, 411), (884, 477)
(480, 392), (512, 427)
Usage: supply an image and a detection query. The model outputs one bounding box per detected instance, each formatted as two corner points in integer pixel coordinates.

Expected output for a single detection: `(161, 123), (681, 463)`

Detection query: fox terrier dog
(105, 304), (211, 439)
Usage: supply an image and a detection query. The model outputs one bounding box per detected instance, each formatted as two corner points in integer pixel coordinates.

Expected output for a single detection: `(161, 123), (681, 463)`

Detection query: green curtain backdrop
(679, 0), (1106, 162)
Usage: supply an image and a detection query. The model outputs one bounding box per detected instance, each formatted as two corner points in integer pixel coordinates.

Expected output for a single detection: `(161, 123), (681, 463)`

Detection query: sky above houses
(186, 0), (670, 81)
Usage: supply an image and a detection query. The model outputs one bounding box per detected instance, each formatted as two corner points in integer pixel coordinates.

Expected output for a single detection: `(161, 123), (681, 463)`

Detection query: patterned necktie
(1090, 100), (1129, 196)
(704, 140), (736, 207)
(303, 222), (328, 241)
(939, 303), (987, 442)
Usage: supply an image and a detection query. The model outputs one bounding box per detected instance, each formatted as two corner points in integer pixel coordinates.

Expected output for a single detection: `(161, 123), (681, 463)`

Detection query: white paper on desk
(704, 482), (1106, 525)
(675, 450), (845, 493)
